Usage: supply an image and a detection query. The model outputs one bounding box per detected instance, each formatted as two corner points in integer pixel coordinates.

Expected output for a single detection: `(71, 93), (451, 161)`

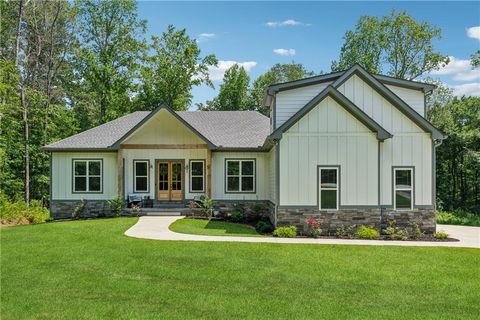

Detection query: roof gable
(270, 86), (392, 141)
(332, 65), (445, 140)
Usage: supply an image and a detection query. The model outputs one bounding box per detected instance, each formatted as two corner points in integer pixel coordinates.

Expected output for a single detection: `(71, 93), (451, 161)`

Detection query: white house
(44, 65), (445, 233)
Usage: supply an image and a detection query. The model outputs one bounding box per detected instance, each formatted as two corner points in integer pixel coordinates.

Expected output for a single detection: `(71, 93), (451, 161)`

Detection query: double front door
(157, 160), (183, 201)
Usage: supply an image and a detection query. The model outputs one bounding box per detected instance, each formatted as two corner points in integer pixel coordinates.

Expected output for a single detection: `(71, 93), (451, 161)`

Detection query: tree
(138, 25), (217, 111)
(471, 50), (480, 68)
(249, 62), (315, 115)
(200, 64), (250, 111)
(74, 0), (146, 124)
(332, 10), (449, 80)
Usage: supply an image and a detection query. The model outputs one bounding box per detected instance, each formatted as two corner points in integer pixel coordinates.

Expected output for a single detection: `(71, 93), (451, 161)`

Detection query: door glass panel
(172, 163), (182, 191)
(158, 163), (169, 191)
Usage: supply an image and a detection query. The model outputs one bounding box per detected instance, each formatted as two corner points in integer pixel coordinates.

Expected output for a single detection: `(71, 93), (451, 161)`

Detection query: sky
(137, 1), (480, 109)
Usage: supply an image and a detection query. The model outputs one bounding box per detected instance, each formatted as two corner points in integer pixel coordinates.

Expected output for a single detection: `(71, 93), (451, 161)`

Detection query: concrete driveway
(125, 216), (480, 248)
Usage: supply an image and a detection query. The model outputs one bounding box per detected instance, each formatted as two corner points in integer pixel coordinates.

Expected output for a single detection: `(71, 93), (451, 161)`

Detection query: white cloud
(265, 19), (309, 27)
(207, 60), (257, 81)
(430, 56), (480, 81)
(451, 83), (480, 96)
(273, 48), (296, 56)
(196, 33), (216, 43)
(467, 26), (480, 40)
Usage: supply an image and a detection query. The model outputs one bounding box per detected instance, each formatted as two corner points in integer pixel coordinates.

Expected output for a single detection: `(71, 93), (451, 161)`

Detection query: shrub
(229, 211), (244, 223)
(355, 225), (379, 239)
(383, 221), (409, 240)
(0, 196), (50, 225)
(335, 224), (357, 239)
(255, 220), (274, 234)
(434, 231), (449, 239)
(307, 217), (322, 238)
(410, 221), (424, 239)
(273, 226), (297, 238)
(131, 204), (142, 217)
(200, 196), (214, 218)
(108, 197), (124, 217)
(436, 210), (480, 227)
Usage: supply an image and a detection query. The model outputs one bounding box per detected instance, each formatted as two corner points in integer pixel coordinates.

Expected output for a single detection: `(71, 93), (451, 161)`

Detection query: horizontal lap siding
(279, 97), (378, 206)
(52, 152), (117, 200)
(211, 152), (269, 201)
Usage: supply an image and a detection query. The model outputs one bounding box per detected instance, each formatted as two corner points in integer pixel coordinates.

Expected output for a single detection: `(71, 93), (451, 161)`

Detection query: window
(190, 160), (205, 193)
(226, 159), (255, 193)
(394, 168), (413, 210)
(73, 159), (102, 193)
(319, 167), (338, 210)
(134, 160), (149, 193)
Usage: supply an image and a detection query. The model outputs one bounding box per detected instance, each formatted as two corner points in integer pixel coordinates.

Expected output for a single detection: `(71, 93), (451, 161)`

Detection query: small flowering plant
(307, 217), (322, 238)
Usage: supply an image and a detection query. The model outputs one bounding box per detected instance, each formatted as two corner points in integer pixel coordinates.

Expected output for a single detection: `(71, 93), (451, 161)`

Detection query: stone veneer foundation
(50, 200), (110, 219)
(276, 207), (436, 235)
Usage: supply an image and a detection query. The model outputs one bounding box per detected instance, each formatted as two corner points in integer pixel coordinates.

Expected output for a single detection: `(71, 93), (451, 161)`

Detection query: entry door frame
(155, 159), (185, 201)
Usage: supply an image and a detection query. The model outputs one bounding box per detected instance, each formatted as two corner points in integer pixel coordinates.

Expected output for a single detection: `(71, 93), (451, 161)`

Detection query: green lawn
(169, 218), (263, 237)
(1, 218), (479, 319)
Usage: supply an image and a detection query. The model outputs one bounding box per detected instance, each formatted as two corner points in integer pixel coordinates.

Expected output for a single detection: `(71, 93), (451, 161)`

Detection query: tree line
(0, 1), (478, 214)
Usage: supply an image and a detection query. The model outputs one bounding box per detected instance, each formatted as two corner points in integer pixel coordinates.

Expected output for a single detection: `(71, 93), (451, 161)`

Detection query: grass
(1, 218), (479, 319)
(436, 210), (480, 226)
(169, 217), (263, 237)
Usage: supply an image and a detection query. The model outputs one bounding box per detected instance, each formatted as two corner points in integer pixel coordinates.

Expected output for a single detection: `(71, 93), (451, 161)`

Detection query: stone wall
(276, 207), (436, 235)
(214, 200), (275, 223)
(50, 200), (111, 219)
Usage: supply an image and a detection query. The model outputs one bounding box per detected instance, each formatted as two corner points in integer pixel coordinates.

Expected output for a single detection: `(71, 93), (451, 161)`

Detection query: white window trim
(133, 160), (149, 193)
(225, 159), (256, 193)
(393, 167), (414, 211)
(73, 159), (103, 193)
(318, 167), (339, 210)
(190, 160), (205, 193)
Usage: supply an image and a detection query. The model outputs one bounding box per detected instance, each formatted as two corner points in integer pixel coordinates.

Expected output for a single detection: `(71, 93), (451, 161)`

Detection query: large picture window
(394, 168), (413, 210)
(225, 159), (255, 193)
(318, 167), (338, 210)
(73, 159), (102, 193)
(134, 160), (149, 193)
(190, 160), (205, 193)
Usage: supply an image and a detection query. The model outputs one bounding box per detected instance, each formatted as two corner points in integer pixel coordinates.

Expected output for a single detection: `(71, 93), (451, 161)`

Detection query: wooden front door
(157, 161), (183, 201)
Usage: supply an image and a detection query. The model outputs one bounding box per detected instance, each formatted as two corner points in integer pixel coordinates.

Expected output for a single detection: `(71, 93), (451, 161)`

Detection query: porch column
(206, 149), (212, 198)
(117, 149), (124, 199)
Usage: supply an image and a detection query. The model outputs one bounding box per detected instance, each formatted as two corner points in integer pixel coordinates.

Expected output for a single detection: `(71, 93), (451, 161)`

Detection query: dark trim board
(71, 158), (104, 194)
(133, 159), (150, 193)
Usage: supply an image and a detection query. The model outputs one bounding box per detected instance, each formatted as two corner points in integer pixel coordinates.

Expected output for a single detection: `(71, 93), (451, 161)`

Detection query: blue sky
(137, 1), (480, 109)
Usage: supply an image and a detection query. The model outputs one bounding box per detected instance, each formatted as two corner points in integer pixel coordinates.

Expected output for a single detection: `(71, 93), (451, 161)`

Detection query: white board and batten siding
(51, 152), (118, 200)
(279, 96), (379, 206)
(275, 82), (332, 129)
(386, 84), (425, 117)
(337, 75), (433, 206)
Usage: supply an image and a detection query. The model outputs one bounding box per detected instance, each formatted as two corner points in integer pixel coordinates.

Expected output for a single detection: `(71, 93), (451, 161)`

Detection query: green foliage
(410, 221), (425, 239)
(229, 211), (244, 223)
(200, 196), (214, 218)
(255, 220), (274, 234)
(200, 64), (250, 111)
(433, 231), (449, 239)
(355, 225), (379, 239)
(383, 221), (409, 240)
(471, 49), (480, 68)
(335, 224), (357, 239)
(108, 197), (125, 217)
(131, 204), (142, 217)
(428, 97), (480, 213)
(273, 226), (297, 238)
(0, 194), (50, 225)
(332, 10), (449, 80)
(138, 25), (217, 111)
(436, 210), (480, 227)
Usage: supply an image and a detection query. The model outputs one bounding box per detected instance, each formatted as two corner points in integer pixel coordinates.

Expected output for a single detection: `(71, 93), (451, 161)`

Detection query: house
(44, 64), (445, 233)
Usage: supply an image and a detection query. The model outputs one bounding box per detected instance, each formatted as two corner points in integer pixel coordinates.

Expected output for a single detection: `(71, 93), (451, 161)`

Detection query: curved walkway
(125, 216), (480, 248)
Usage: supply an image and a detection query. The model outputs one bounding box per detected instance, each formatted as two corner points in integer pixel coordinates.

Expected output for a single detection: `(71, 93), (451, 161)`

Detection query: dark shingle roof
(44, 110), (270, 151)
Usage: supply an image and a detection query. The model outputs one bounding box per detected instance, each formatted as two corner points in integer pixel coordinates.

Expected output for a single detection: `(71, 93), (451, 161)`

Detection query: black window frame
(225, 159), (256, 193)
(72, 159), (103, 194)
(189, 159), (205, 193)
(133, 159), (150, 193)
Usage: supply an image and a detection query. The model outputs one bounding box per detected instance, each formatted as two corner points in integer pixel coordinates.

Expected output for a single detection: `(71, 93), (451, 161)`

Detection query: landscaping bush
(436, 210), (480, 227)
(335, 224), (357, 239)
(383, 220), (409, 240)
(410, 221), (424, 239)
(355, 225), (379, 239)
(434, 231), (449, 239)
(0, 196), (50, 225)
(229, 211), (244, 223)
(255, 220), (274, 234)
(200, 196), (214, 218)
(273, 226), (297, 238)
(108, 197), (124, 217)
(307, 217), (322, 238)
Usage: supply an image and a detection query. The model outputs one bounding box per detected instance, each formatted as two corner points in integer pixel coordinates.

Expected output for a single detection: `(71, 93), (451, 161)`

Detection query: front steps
(125, 206), (188, 216)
